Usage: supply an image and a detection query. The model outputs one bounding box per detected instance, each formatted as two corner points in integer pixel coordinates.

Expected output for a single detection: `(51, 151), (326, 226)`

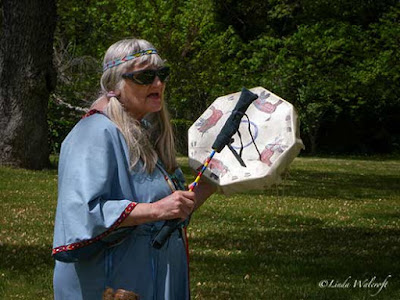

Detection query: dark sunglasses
(122, 66), (170, 85)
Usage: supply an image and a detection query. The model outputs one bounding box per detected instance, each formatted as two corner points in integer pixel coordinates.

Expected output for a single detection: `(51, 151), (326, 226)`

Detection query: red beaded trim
(52, 202), (137, 255)
(82, 109), (102, 119)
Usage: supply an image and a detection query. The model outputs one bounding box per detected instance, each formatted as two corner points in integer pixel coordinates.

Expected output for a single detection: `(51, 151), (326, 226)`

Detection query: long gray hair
(94, 38), (177, 174)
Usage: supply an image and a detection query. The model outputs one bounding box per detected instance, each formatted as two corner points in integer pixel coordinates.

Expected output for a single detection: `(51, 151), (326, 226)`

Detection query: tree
(51, 0), (400, 155)
(0, 0), (57, 169)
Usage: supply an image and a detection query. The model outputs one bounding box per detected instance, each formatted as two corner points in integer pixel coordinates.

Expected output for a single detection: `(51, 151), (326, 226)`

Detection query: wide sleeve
(52, 115), (136, 262)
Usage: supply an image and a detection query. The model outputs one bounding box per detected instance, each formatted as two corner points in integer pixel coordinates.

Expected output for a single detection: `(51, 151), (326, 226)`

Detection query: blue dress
(52, 113), (189, 299)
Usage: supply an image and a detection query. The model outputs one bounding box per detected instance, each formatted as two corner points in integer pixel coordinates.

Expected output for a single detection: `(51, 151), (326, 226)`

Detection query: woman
(52, 38), (216, 299)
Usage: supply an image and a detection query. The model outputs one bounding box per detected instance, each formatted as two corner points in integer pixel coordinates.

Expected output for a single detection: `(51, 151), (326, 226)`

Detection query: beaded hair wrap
(103, 48), (158, 71)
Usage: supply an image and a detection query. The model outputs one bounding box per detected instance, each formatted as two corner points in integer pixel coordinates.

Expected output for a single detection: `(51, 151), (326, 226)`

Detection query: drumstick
(152, 88), (258, 249)
(151, 151), (215, 249)
(189, 150), (216, 191)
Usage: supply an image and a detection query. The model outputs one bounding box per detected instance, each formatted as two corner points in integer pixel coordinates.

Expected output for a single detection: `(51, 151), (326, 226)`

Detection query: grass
(0, 156), (399, 299)
(0, 167), (57, 299)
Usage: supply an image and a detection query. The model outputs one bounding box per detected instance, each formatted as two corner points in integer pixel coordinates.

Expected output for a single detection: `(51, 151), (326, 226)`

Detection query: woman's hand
(151, 190), (196, 221)
(119, 186), (214, 228)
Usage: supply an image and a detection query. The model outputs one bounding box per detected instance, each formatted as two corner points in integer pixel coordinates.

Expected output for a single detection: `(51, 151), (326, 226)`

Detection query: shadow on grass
(0, 244), (54, 298)
(189, 221), (400, 299)
(243, 169), (400, 200)
(0, 243), (54, 275)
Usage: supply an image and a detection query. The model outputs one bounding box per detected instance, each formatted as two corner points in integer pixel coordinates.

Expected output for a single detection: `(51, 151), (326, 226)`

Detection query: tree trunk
(308, 123), (321, 155)
(309, 133), (317, 156)
(0, 0), (57, 169)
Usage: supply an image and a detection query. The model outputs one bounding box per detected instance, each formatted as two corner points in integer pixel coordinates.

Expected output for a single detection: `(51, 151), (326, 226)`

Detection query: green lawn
(0, 156), (399, 299)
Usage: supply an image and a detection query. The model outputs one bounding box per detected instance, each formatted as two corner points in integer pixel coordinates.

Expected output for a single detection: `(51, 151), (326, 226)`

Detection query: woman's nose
(152, 76), (163, 86)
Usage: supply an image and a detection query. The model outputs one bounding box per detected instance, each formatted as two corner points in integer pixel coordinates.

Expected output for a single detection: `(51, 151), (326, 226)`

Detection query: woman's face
(119, 62), (166, 120)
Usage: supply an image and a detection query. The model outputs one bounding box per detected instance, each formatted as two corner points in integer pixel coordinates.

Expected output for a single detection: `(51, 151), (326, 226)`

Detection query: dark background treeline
(46, 0), (400, 155)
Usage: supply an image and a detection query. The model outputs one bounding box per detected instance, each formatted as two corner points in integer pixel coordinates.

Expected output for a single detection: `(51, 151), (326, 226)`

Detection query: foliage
(48, 38), (100, 153)
(1, 156), (399, 298)
(49, 0), (400, 155)
(227, 3), (400, 154)
(273, 22), (365, 153)
(171, 118), (192, 155)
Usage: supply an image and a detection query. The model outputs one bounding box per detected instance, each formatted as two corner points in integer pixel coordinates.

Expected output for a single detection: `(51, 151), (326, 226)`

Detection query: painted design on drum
(195, 106), (223, 134)
(260, 136), (288, 166)
(254, 91), (283, 119)
(231, 119), (259, 150)
(203, 158), (229, 178)
(285, 114), (292, 132)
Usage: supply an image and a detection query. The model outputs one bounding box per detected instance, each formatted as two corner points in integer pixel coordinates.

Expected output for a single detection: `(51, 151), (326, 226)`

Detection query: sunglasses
(122, 66), (170, 85)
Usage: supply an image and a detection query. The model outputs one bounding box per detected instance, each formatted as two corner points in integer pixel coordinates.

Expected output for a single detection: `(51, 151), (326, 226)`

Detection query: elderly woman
(52, 38), (215, 300)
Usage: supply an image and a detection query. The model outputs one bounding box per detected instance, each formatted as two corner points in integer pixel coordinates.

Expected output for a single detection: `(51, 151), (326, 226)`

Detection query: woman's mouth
(147, 92), (160, 100)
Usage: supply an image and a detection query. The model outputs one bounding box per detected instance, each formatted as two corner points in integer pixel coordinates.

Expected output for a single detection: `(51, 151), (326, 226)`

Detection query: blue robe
(52, 113), (189, 300)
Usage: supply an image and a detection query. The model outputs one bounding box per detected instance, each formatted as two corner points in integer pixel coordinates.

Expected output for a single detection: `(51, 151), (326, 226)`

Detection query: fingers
(155, 191), (196, 221)
(171, 191), (195, 219)
(177, 190), (196, 201)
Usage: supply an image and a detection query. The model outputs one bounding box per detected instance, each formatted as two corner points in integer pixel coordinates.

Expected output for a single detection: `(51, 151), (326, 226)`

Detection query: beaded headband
(103, 48), (158, 71)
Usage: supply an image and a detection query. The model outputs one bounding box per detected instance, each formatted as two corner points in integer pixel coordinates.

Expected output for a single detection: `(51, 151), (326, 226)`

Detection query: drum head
(188, 87), (304, 194)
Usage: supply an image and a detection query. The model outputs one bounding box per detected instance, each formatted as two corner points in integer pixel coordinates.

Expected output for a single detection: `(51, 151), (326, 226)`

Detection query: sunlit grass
(0, 156), (399, 299)
(0, 167), (57, 299)
(186, 156), (400, 299)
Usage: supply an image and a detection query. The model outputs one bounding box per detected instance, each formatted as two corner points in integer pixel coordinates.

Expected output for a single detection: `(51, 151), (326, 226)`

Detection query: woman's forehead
(127, 61), (160, 72)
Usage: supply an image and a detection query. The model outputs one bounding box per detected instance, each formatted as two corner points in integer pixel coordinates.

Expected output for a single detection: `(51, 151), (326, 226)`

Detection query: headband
(103, 48), (158, 71)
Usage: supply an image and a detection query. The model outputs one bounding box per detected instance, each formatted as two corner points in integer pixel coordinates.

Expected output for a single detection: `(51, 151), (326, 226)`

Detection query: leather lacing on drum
(228, 111), (262, 167)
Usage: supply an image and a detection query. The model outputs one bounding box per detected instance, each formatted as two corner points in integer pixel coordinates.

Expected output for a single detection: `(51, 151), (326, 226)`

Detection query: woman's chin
(148, 100), (162, 112)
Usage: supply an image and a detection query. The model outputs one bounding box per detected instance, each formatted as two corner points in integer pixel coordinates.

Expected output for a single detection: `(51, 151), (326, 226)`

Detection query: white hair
(94, 38), (177, 174)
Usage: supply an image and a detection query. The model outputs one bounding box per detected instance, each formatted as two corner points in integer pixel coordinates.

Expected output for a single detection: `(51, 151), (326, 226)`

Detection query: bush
(172, 118), (192, 155)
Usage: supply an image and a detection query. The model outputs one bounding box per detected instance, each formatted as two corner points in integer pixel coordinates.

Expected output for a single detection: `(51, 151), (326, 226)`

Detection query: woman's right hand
(119, 191), (196, 227)
(151, 190), (196, 221)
